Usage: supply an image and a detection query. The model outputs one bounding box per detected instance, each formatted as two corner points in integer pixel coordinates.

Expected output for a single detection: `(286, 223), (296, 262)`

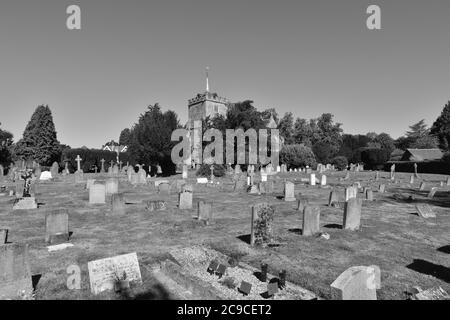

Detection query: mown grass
(0, 171), (449, 300)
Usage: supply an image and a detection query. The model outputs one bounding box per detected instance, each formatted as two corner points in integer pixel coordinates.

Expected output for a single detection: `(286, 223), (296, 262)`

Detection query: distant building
(400, 148), (443, 162)
(187, 67), (229, 129)
(102, 140), (128, 153)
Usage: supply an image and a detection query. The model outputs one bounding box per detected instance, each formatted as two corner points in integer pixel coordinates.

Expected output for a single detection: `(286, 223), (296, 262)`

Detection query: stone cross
(100, 159), (105, 173)
(75, 155), (82, 171)
(210, 165), (214, 181)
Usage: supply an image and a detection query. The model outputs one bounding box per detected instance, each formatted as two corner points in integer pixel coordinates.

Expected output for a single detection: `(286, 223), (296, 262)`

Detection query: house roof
(403, 149), (443, 161)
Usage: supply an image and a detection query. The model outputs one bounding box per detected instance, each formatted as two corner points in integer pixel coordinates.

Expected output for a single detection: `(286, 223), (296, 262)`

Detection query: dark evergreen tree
(13, 105), (60, 165)
(430, 101), (450, 150)
(0, 123), (14, 167)
(119, 128), (132, 146)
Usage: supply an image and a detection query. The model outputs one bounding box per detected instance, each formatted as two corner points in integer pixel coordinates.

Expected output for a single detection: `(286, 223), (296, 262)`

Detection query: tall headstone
(297, 198), (309, 212)
(105, 178), (119, 195)
(410, 175), (414, 184)
(198, 201), (213, 223)
(320, 175), (327, 186)
(45, 209), (69, 244)
(89, 184), (106, 204)
(50, 162), (59, 178)
(343, 198), (362, 231)
(414, 163), (419, 178)
(0, 229), (8, 244)
(284, 181), (296, 201)
(310, 173), (316, 186)
(345, 186), (357, 201)
(0, 244), (33, 299)
(75, 155), (83, 172)
(178, 191), (193, 210)
(427, 187), (438, 199)
(365, 189), (374, 201)
(302, 206), (320, 236)
(110, 193), (126, 216)
(328, 190), (339, 206)
(182, 165), (188, 179)
(379, 184), (386, 193)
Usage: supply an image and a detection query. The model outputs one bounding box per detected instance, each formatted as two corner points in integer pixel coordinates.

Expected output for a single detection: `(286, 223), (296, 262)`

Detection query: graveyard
(1, 166), (449, 300)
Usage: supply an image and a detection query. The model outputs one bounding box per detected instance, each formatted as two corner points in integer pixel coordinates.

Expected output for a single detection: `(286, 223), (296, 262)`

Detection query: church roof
(401, 149), (443, 161)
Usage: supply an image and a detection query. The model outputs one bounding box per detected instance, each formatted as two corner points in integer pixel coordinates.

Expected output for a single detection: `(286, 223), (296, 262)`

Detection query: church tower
(187, 68), (229, 128)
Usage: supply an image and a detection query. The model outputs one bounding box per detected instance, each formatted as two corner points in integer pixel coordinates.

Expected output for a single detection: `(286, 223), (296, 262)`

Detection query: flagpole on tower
(206, 67), (210, 93)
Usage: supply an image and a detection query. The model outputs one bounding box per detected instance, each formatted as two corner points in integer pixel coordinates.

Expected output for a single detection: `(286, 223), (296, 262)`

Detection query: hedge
(61, 149), (133, 173)
(384, 161), (450, 175)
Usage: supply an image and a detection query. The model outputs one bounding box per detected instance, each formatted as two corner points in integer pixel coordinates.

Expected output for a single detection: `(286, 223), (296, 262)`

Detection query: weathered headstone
(419, 182), (426, 191)
(328, 190), (339, 206)
(379, 184), (386, 193)
(110, 193), (126, 216)
(89, 184), (106, 204)
(105, 178), (119, 195)
(365, 189), (374, 201)
(50, 162), (59, 178)
(45, 209), (69, 244)
(415, 204), (436, 218)
(427, 187), (438, 199)
(297, 199), (309, 212)
(310, 173), (316, 186)
(330, 265), (380, 300)
(0, 244), (33, 299)
(158, 182), (170, 195)
(178, 191), (193, 209)
(0, 165), (4, 178)
(345, 186), (357, 201)
(343, 198), (362, 231)
(87, 252), (142, 295)
(410, 175), (414, 184)
(284, 181), (296, 201)
(100, 159), (106, 173)
(0, 229), (8, 244)
(86, 179), (96, 190)
(321, 175), (327, 186)
(250, 203), (275, 246)
(198, 201), (213, 223)
(302, 206), (320, 236)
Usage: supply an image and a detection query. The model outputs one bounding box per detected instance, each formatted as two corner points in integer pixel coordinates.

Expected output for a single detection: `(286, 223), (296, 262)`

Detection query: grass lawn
(0, 170), (449, 300)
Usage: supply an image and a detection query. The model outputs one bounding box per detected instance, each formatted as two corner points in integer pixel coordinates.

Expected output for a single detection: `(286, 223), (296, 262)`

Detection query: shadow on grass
(288, 228), (302, 235)
(237, 234), (251, 244)
(131, 283), (173, 300)
(323, 223), (342, 229)
(438, 245), (450, 254)
(406, 259), (450, 283)
(32, 274), (42, 291)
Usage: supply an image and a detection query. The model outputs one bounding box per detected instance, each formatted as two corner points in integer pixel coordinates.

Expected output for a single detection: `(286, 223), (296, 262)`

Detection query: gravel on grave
(169, 245), (315, 300)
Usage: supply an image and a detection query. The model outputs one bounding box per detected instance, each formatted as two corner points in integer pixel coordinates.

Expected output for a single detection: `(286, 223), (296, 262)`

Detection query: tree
(409, 135), (439, 149)
(119, 128), (132, 146)
(406, 119), (429, 140)
(127, 104), (180, 175)
(430, 101), (450, 150)
(0, 123), (14, 167)
(280, 144), (316, 169)
(278, 112), (295, 144)
(373, 133), (395, 154)
(338, 134), (371, 163)
(13, 105), (60, 165)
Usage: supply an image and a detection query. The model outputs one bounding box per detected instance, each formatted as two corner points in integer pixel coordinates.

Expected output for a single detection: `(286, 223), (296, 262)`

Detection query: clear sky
(1, 0), (449, 148)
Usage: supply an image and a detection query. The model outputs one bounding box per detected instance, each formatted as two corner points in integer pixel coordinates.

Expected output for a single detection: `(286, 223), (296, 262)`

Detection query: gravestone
(375, 171), (379, 181)
(343, 198), (362, 231)
(0, 165), (3, 178)
(302, 206), (320, 236)
(13, 197), (38, 210)
(239, 281), (252, 296)
(178, 191), (193, 210)
(198, 201), (213, 223)
(145, 200), (166, 212)
(0, 244), (33, 299)
(86, 179), (96, 190)
(105, 178), (119, 195)
(297, 199), (309, 212)
(89, 184), (106, 204)
(182, 165), (188, 179)
(284, 181), (296, 201)
(447, 177), (450, 187)
(0, 229), (8, 244)
(34, 166), (41, 180)
(414, 163), (419, 178)
(158, 182), (170, 195)
(345, 186), (357, 201)
(310, 173), (316, 186)
(267, 282), (279, 297)
(112, 164), (119, 175)
(87, 252), (142, 295)
(45, 209), (69, 244)
(328, 190), (339, 206)
(321, 175), (327, 186)
(181, 184), (194, 193)
(427, 187), (438, 199)
(410, 175), (414, 184)
(40, 171), (52, 181)
(197, 177), (208, 184)
(50, 162), (59, 178)
(100, 159), (106, 173)
(74, 170), (84, 184)
(419, 182), (426, 191)
(137, 168), (147, 185)
(379, 184), (386, 193)
(129, 170), (139, 186)
(110, 193), (126, 216)
(365, 189), (374, 201)
(330, 265), (380, 300)
(415, 204), (436, 218)
(250, 203), (275, 246)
